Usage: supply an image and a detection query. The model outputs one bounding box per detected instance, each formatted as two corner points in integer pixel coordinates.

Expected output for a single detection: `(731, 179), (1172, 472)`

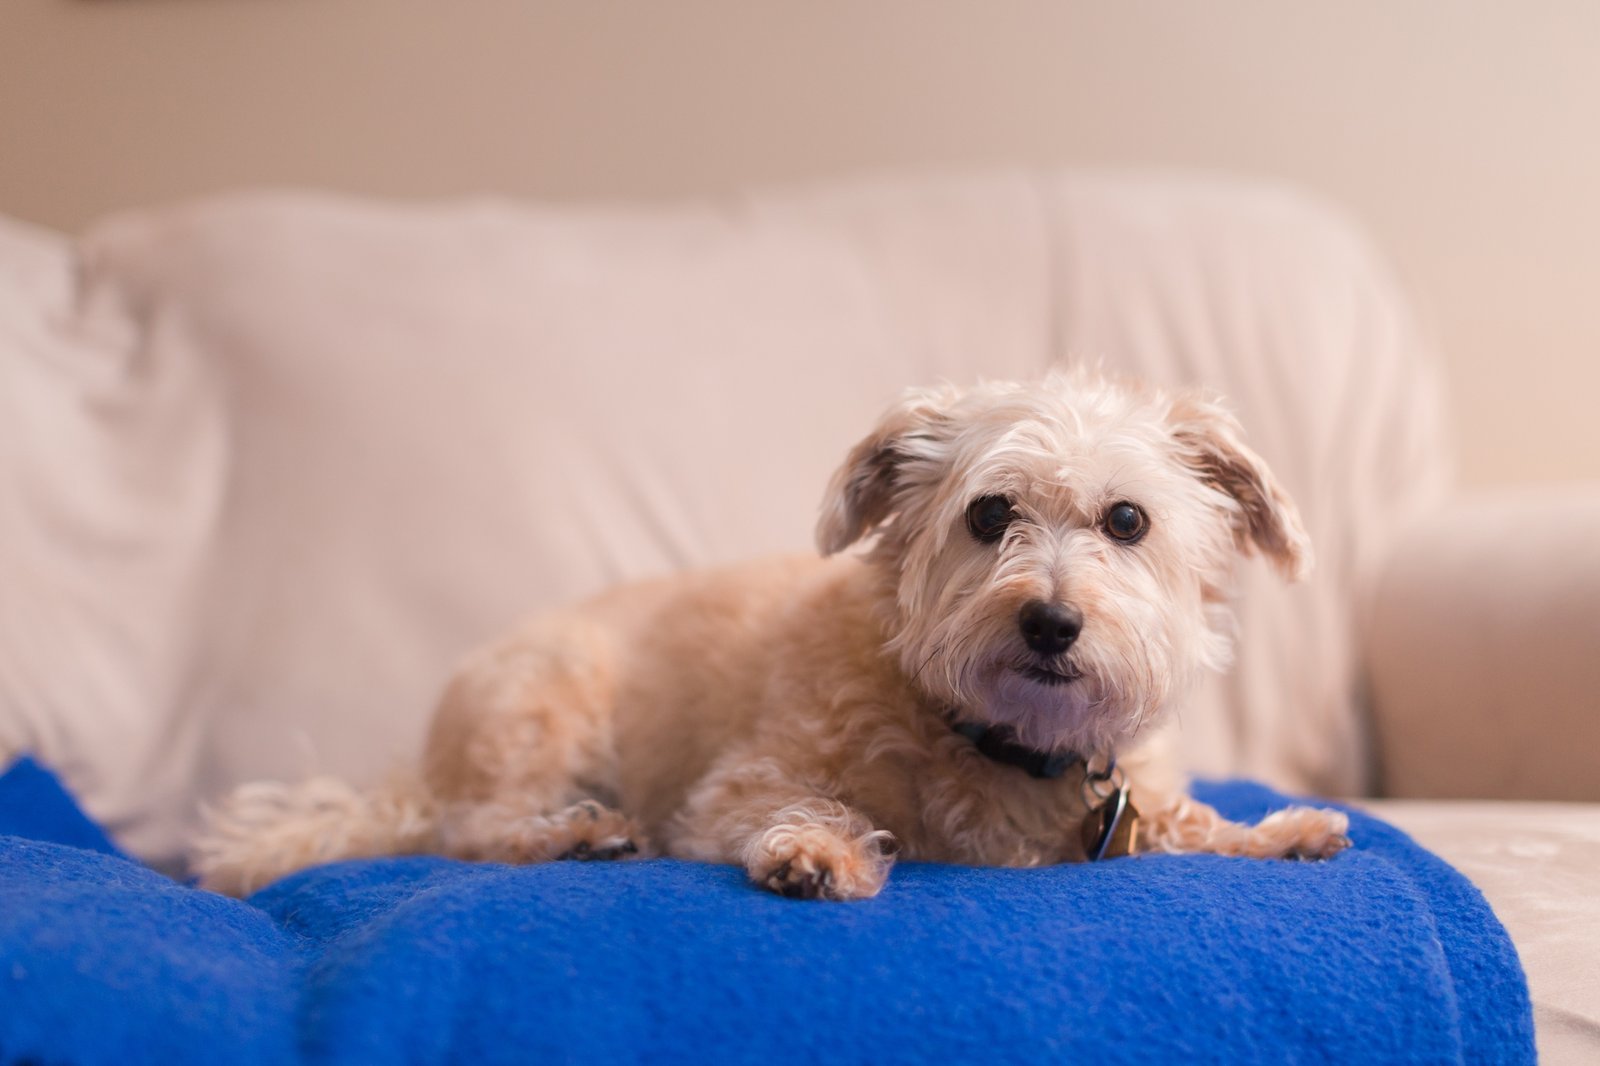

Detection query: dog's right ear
(815, 384), (961, 556)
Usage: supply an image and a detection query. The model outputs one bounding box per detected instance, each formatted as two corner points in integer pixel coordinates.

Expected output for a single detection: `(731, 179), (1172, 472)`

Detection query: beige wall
(3, 0), (1597, 486)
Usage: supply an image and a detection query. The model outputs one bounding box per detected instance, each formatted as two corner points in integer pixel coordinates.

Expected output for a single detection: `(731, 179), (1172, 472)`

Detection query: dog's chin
(958, 661), (1128, 755)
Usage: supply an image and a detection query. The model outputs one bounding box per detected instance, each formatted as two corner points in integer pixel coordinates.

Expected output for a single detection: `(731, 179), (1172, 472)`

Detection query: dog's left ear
(1168, 394), (1313, 582)
(816, 384), (961, 555)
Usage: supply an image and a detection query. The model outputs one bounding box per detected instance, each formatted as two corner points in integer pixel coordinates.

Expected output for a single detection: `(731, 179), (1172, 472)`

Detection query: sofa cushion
(0, 214), (218, 865)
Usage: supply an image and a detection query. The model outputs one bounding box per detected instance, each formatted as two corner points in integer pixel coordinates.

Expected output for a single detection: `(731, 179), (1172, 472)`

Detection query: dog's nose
(1018, 600), (1082, 656)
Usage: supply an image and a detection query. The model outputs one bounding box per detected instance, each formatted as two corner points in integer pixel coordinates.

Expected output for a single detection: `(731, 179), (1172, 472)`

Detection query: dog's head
(816, 373), (1310, 757)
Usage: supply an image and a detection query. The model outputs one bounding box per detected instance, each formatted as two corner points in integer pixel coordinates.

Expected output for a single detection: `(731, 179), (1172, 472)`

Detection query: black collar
(949, 719), (1084, 780)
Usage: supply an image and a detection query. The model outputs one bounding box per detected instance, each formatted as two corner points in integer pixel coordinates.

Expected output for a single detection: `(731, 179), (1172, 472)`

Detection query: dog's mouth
(1017, 662), (1081, 687)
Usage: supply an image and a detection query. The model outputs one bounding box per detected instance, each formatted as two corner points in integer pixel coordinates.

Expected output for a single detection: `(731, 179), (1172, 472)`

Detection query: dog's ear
(1168, 393), (1313, 582)
(816, 384), (961, 556)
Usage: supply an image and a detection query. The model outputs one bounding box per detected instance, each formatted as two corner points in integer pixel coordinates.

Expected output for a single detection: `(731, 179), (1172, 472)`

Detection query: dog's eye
(1104, 502), (1148, 543)
(966, 495), (1015, 543)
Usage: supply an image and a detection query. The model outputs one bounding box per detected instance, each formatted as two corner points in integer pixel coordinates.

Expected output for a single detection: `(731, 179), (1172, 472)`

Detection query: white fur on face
(848, 375), (1276, 758)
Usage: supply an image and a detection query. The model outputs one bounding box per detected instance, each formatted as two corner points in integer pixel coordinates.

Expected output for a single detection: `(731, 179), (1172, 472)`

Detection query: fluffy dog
(194, 374), (1350, 899)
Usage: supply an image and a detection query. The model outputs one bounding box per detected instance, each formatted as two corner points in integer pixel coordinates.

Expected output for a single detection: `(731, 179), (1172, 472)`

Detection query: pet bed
(0, 756), (1533, 1064)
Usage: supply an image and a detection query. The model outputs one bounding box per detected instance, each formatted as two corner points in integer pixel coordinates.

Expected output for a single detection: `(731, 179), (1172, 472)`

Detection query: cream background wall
(2, 0), (1596, 486)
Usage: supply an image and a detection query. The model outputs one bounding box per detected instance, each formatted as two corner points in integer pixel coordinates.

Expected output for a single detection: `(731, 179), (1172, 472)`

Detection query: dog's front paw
(1254, 806), (1351, 861)
(748, 823), (896, 901)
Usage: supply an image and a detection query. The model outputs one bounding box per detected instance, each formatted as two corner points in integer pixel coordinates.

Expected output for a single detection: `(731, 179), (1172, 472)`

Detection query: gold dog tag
(1081, 787), (1141, 861)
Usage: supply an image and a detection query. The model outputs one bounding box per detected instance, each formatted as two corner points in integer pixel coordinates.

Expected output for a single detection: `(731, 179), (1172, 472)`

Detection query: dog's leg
(194, 620), (646, 893)
(673, 760), (897, 900)
(425, 621), (648, 865)
(1136, 796), (1351, 860)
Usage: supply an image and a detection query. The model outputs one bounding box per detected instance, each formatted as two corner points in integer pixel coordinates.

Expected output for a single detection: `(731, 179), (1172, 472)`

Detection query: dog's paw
(748, 823), (896, 901)
(552, 801), (648, 862)
(462, 800), (648, 864)
(1254, 806), (1351, 861)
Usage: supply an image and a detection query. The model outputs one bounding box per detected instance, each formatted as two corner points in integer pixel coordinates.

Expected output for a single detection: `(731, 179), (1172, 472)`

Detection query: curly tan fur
(194, 373), (1349, 899)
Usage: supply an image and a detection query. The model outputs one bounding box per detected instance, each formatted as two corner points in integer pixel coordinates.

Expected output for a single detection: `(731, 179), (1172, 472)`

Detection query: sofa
(1, 171), (1595, 1060)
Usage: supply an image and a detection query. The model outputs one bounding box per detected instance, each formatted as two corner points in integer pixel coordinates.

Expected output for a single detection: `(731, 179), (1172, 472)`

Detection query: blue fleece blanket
(0, 757), (1532, 1065)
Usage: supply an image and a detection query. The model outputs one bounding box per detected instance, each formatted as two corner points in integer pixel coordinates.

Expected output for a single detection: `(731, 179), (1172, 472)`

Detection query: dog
(193, 373), (1350, 899)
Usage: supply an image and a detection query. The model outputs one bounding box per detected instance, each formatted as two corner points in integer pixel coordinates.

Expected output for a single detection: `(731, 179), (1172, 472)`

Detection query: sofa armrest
(1365, 485), (1600, 801)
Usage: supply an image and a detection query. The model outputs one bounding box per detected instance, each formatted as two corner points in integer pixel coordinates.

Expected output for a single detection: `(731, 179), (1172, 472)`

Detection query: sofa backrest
(0, 172), (1447, 864)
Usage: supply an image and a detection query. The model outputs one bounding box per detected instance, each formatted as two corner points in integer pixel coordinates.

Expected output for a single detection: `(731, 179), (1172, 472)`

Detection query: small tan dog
(195, 374), (1350, 899)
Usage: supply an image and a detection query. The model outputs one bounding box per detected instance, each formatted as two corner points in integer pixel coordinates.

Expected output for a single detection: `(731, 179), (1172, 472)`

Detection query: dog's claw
(777, 875), (824, 900)
(596, 839), (639, 860)
(766, 858), (836, 900)
(557, 837), (639, 862)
